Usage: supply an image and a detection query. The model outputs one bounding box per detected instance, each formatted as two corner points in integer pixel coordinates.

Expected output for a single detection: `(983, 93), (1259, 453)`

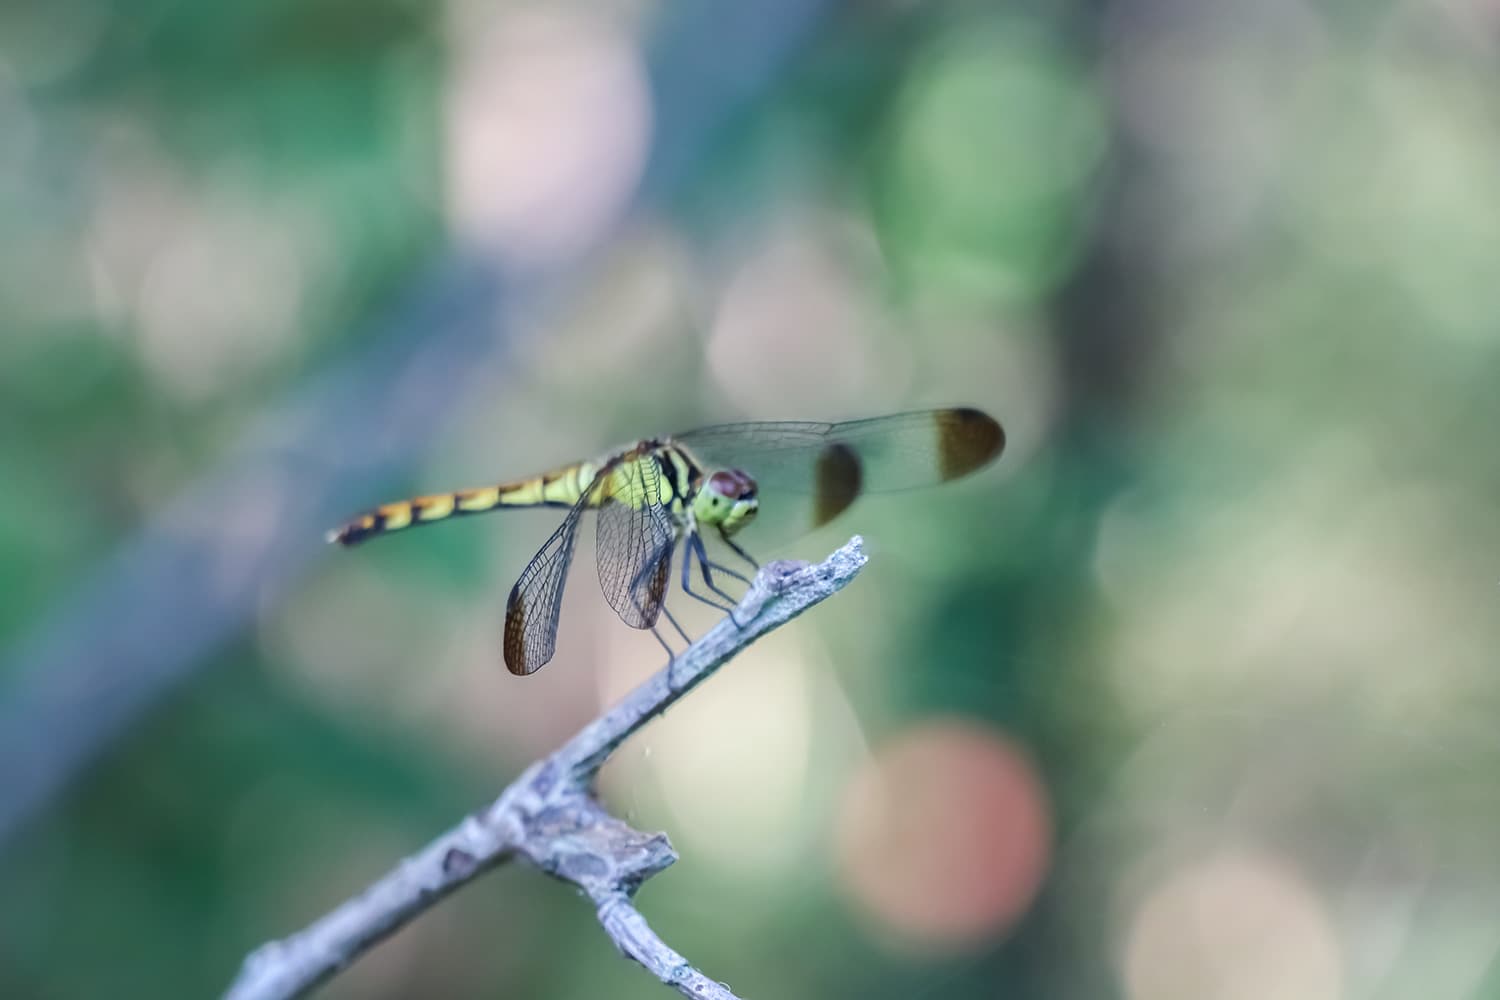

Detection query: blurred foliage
(4, 0), (1500, 999)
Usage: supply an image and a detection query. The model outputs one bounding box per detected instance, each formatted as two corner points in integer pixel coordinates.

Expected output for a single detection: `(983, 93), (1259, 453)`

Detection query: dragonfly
(328, 407), (1004, 675)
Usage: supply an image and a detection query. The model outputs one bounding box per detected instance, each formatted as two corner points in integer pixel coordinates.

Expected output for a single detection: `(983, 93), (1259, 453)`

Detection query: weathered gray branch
(224, 537), (868, 1000)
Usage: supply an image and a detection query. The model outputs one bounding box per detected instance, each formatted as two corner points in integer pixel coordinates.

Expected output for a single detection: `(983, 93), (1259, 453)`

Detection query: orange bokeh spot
(834, 718), (1052, 951)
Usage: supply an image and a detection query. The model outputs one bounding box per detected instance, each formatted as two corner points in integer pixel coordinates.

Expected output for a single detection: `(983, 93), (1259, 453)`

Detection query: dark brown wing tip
(812, 441), (863, 528)
(936, 407), (1005, 480)
(503, 585), (532, 675)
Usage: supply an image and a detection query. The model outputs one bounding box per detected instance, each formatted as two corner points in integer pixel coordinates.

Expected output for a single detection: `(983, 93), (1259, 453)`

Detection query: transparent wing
(502, 459), (617, 676)
(674, 407), (1003, 529)
(595, 455), (677, 631)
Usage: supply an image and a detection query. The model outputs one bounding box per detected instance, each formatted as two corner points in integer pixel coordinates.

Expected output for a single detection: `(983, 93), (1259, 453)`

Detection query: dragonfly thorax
(692, 468), (758, 536)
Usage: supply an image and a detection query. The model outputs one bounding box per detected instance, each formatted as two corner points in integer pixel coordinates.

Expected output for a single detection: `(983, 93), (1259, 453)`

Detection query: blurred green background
(4, 0), (1500, 998)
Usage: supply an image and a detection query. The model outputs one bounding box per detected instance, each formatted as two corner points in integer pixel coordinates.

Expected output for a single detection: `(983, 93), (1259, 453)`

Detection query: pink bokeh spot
(443, 9), (651, 269)
(835, 718), (1052, 951)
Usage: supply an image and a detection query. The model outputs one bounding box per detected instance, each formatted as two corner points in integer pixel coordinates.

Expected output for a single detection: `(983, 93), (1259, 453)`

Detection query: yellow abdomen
(328, 460), (598, 546)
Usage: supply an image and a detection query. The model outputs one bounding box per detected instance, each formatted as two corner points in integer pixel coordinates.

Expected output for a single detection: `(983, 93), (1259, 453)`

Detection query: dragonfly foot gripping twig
(223, 536), (868, 1000)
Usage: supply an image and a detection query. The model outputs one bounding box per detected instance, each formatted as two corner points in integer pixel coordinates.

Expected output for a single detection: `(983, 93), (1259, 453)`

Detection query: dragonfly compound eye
(707, 469), (757, 499)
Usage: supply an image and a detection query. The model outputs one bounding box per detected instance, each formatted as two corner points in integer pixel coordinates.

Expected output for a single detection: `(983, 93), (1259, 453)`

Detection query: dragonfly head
(695, 469), (759, 536)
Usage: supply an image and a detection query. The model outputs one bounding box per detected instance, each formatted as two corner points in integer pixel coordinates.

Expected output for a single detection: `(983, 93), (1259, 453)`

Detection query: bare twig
(224, 537), (868, 1000)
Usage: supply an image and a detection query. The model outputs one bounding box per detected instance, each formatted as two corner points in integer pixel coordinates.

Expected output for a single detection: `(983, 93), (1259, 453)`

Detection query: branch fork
(226, 537), (868, 1000)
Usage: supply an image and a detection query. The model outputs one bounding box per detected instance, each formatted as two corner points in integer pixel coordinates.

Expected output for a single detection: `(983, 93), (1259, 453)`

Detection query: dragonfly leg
(660, 602), (693, 645)
(718, 528), (760, 574)
(703, 556), (751, 585)
(680, 531), (737, 617)
(691, 532), (747, 628)
(651, 625), (676, 660)
(651, 625), (686, 691)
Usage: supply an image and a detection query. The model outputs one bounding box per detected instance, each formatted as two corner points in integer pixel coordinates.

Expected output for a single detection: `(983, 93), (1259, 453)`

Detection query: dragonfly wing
(675, 407), (1003, 528)
(596, 453), (677, 630)
(503, 462), (615, 675)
